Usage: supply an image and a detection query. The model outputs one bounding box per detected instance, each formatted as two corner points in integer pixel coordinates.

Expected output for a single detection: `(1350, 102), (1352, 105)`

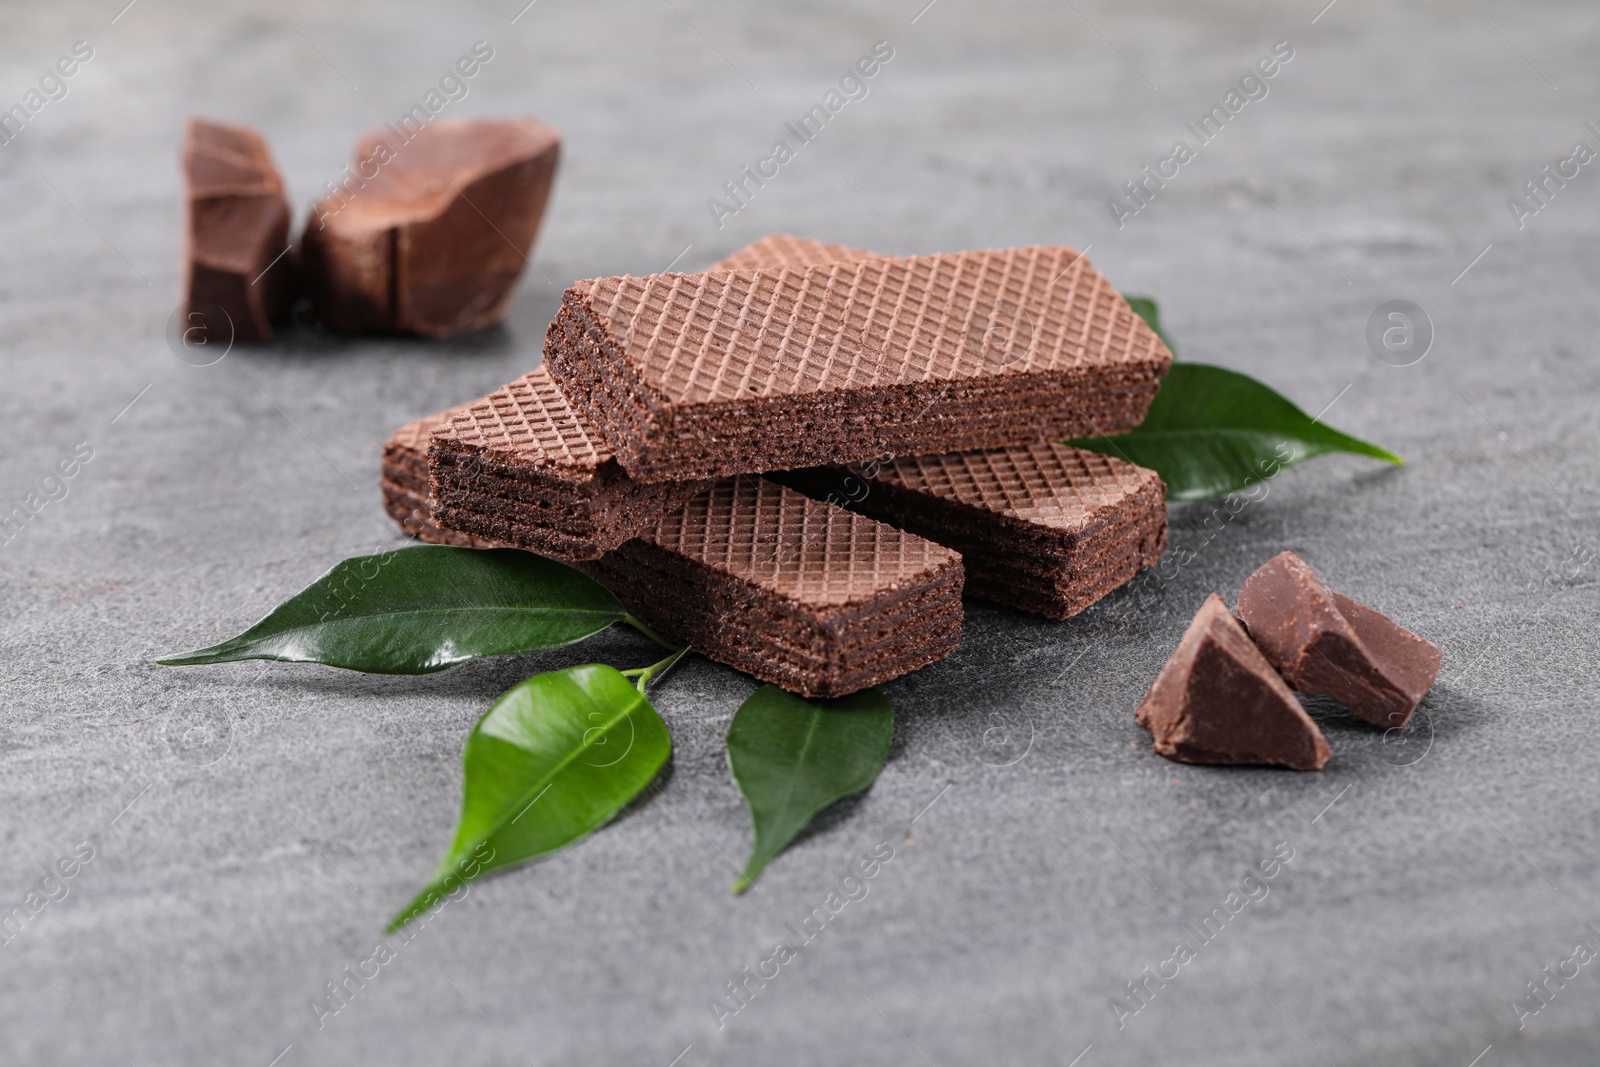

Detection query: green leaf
(157, 545), (626, 673)
(389, 663), (671, 931)
(1069, 362), (1403, 501)
(1123, 294), (1176, 356)
(726, 685), (894, 893)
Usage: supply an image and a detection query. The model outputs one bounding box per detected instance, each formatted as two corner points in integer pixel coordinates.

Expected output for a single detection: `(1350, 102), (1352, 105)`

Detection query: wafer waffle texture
(384, 233), (825, 550)
(775, 442), (1166, 619)
(413, 235), (876, 555)
(578, 476), (964, 697)
(710, 234), (874, 272)
(427, 367), (708, 560)
(544, 243), (1172, 481)
(381, 404), (503, 548)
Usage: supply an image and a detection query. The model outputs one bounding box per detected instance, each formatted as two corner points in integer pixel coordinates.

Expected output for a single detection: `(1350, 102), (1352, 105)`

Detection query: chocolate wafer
(427, 367), (709, 561)
(775, 443), (1166, 619)
(711, 234), (874, 272)
(183, 118), (295, 343)
(580, 476), (963, 697)
(417, 235), (857, 558)
(543, 245), (1172, 482)
(382, 404), (502, 548)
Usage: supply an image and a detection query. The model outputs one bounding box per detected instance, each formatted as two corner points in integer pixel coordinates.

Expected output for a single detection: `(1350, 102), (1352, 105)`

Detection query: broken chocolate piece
(578, 476), (964, 698)
(1137, 594), (1330, 771)
(775, 443), (1167, 619)
(182, 117), (295, 343)
(1237, 551), (1441, 728)
(301, 116), (561, 337)
(542, 245), (1172, 482)
(382, 404), (504, 548)
(427, 367), (709, 561)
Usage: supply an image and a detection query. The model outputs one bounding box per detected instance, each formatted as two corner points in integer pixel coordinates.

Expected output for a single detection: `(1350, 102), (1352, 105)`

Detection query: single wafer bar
(427, 367), (709, 561)
(182, 118), (296, 343)
(543, 245), (1172, 482)
(382, 404), (503, 548)
(579, 476), (964, 697)
(775, 443), (1166, 619)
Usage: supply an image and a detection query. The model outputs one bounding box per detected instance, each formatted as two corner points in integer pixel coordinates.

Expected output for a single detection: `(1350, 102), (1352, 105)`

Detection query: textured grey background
(2, 0), (1597, 1064)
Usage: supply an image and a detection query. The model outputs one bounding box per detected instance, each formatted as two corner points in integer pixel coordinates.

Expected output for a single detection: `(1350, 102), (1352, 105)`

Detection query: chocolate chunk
(1137, 594), (1330, 771)
(776, 443), (1166, 619)
(578, 476), (964, 697)
(1237, 551), (1441, 728)
(302, 116), (560, 337)
(543, 245), (1172, 482)
(427, 367), (708, 560)
(382, 404), (505, 548)
(182, 118), (295, 343)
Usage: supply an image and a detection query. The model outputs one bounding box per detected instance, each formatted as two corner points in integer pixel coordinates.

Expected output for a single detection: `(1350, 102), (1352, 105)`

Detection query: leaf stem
(621, 646), (691, 693)
(623, 614), (680, 651)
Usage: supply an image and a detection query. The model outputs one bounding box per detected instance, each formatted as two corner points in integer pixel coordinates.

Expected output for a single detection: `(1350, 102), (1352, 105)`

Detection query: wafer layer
(711, 234), (875, 271)
(775, 443), (1166, 619)
(544, 245), (1171, 482)
(382, 404), (501, 548)
(580, 476), (964, 697)
(427, 366), (708, 561)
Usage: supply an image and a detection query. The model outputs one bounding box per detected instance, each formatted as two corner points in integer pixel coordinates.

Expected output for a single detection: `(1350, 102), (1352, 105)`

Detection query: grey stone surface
(2, 0), (1598, 1064)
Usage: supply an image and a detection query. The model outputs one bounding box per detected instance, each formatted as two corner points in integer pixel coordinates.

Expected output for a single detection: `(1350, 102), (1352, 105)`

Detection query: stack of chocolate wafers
(382, 236), (1175, 696)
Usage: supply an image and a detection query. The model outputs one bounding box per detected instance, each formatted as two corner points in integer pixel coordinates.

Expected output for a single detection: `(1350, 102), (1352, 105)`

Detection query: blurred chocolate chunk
(182, 118), (295, 343)
(301, 116), (561, 337)
(1137, 594), (1330, 771)
(1237, 551), (1441, 728)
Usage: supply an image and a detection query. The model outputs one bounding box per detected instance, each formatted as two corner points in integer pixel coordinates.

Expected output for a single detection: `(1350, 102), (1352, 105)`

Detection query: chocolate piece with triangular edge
(1237, 551), (1441, 728)
(1136, 594), (1330, 770)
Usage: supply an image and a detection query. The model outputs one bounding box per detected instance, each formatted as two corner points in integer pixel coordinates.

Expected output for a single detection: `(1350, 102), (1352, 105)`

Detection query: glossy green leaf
(389, 663), (671, 931)
(1069, 362), (1402, 501)
(1123, 294), (1176, 356)
(726, 685), (894, 893)
(158, 545), (626, 673)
